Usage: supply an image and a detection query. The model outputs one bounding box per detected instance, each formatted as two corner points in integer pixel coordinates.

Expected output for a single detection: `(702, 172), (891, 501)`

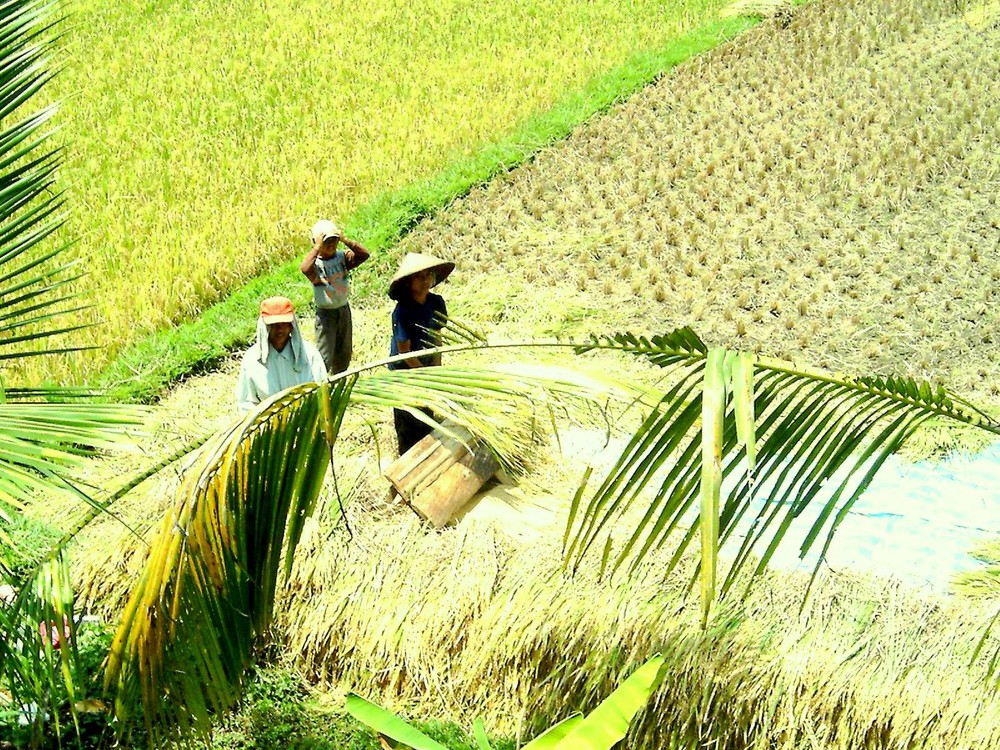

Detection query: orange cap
(260, 296), (295, 324)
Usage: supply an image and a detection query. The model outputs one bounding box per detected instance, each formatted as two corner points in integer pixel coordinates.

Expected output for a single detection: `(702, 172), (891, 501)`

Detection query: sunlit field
(43, 4), (1000, 746)
(36, 0), (727, 384)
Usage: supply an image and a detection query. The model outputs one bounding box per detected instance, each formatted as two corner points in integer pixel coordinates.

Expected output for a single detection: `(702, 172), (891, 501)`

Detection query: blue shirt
(312, 252), (350, 309)
(389, 293), (447, 370)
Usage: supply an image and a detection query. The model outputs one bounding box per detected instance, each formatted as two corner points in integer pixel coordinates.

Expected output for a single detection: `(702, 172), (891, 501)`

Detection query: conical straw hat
(388, 252), (455, 301)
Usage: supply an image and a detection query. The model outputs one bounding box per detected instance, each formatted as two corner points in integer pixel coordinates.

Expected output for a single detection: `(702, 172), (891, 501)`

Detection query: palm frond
(436, 314), (488, 347)
(353, 362), (635, 474)
(0, 0), (147, 510)
(566, 329), (1000, 624)
(0, 552), (79, 742)
(0, 2), (156, 739)
(105, 353), (637, 733)
(0, 0), (148, 569)
(0, 403), (145, 509)
(104, 376), (355, 734)
(0, 0), (81, 362)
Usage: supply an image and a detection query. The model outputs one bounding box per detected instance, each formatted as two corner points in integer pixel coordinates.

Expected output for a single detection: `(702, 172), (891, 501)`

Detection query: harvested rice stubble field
(30, 0), (728, 385)
(401, 0), (1000, 412)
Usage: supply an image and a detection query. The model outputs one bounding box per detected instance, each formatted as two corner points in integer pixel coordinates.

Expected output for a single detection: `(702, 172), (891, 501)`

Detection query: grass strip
(95, 14), (761, 403)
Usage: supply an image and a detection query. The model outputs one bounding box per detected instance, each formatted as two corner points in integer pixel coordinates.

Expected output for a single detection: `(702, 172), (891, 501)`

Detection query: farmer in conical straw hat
(387, 252), (455, 454)
(235, 296), (327, 414)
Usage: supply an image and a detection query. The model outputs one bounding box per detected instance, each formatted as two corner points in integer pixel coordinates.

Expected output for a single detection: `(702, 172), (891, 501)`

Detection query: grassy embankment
(30, 0), (743, 392)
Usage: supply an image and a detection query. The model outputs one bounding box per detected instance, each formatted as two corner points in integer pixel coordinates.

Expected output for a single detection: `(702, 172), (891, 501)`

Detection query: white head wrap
(256, 315), (308, 372)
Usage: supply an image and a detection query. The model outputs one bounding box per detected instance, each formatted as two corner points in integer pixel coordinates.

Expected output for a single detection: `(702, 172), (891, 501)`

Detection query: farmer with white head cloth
(235, 296), (327, 414)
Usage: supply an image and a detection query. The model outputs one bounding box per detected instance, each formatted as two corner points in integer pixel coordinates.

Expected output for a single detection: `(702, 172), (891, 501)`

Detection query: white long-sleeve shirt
(236, 338), (327, 414)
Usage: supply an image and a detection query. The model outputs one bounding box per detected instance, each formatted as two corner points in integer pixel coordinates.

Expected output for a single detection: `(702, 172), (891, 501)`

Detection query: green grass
(201, 667), (518, 750)
(0, 662), (516, 749)
(85, 11), (764, 402)
(0, 513), (62, 579)
(32, 0), (746, 390)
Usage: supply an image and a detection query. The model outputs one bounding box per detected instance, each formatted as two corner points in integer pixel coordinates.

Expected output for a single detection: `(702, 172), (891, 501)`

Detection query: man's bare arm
(396, 339), (422, 369)
(300, 246), (322, 284)
(341, 237), (371, 270)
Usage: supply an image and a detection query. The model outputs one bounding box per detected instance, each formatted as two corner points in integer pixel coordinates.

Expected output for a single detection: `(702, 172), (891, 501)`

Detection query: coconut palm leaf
(0, 430), (210, 744)
(0, 6), (150, 736)
(0, 0), (144, 441)
(0, 551), (79, 743)
(103, 376), (353, 734)
(104, 356), (635, 733)
(0, 0), (92, 371)
(352, 362), (631, 474)
(566, 329), (1000, 625)
(0, 0), (146, 556)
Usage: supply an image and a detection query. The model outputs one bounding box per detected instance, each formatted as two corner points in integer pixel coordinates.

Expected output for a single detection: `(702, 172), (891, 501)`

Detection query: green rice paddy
(36, 0), (729, 386)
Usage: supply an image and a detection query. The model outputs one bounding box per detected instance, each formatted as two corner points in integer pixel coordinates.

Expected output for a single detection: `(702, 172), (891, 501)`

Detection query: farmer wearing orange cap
(300, 219), (370, 374)
(235, 296), (328, 413)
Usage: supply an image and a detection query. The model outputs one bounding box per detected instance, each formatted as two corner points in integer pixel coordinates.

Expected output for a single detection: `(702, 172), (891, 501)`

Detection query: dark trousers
(315, 304), (353, 374)
(394, 407), (434, 455)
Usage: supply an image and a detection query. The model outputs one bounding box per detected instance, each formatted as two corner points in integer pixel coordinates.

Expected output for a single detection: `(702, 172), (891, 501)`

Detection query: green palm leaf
(353, 362), (631, 475)
(104, 376), (353, 734)
(345, 693), (450, 750)
(519, 715), (583, 749)
(0, 552), (79, 742)
(551, 654), (665, 750)
(567, 329), (1000, 624)
(0, 3), (151, 736)
(105, 356), (634, 733)
(344, 655), (664, 750)
(0, 0), (146, 525)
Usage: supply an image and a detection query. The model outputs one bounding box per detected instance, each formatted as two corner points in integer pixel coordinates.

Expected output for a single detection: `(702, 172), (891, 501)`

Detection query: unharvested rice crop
(31, 0), (727, 385)
(399, 0), (1000, 411)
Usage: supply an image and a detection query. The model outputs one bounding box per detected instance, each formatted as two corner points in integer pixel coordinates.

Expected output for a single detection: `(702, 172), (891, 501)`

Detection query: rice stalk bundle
(269, 508), (1000, 750)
